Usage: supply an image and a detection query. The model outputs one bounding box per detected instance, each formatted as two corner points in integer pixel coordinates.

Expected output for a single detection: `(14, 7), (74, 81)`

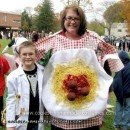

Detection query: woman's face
(64, 9), (80, 35)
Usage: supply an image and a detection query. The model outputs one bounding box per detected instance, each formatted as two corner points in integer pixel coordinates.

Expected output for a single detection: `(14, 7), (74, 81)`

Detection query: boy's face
(19, 46), (36, 69)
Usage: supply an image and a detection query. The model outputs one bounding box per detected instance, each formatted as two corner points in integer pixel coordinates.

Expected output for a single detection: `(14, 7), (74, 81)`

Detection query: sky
(0, 0), (119, 22)
(0, 0), (63, 13)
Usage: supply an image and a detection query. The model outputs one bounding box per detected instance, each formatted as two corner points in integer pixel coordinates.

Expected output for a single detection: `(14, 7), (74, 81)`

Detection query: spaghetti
(52, 59), (99, 109)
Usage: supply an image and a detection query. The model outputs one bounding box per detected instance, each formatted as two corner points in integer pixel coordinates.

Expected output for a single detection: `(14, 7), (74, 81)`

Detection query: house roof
(0, 10), (21, 15)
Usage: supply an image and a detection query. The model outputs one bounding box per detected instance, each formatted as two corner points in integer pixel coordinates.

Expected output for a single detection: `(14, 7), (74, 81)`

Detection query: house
(0, 11), (21, 39)
(0, 11), (21, 30)
(105, 23), (129, 38)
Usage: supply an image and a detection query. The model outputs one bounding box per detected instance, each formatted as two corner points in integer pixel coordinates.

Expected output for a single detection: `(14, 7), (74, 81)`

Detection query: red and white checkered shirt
(35, 30), (123, 129)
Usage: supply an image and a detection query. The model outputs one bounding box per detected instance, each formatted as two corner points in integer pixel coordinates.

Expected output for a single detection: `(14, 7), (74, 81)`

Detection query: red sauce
(63, 74), (90, 101)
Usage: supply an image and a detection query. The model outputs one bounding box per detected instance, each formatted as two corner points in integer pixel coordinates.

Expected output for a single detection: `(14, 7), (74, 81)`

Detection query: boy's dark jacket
(112, 51), (130, 105)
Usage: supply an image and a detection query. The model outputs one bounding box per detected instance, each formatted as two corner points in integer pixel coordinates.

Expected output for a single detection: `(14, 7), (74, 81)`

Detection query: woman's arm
(99, 41), (124, 72)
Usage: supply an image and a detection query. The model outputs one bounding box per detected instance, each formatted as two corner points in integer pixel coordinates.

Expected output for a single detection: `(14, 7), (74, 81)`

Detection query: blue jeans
(114, 100), (123, 129)
(114, 98), (130, 130)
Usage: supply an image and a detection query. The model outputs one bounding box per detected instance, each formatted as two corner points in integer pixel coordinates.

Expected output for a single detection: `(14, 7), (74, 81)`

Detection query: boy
(6, 41), (44, 130)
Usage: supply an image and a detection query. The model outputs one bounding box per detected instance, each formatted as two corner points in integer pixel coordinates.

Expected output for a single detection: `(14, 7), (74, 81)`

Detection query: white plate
(42, 48), (113, 120)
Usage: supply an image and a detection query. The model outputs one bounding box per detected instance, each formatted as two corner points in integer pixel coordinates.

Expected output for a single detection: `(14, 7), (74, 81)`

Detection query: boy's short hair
(18, 41), (36, 54)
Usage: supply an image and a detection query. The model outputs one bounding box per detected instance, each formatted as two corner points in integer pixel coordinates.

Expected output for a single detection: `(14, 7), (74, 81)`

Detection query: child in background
(113, 51), (130, 130)
(6, 41), (44, 130)
(0, 43), (10, 126)
(2, 37), (28, 71)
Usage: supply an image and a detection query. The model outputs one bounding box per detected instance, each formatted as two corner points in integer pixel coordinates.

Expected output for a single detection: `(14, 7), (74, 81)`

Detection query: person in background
(113, 51), (130, 130)
(2, 32), (25, 54)
(127, 40), (130, 52)
(0, 32), (2, 39)
(118, 38), (122, 50)
(0, 44), (10, 126)
(35, 4), (124, 130)
(2, 37), (28, 71)
(122, 36), (127, 51)
(32, 31), (39, 42)
(0, 32), (2, 47)
(49, 32), (53, 36)
(6, 41), (44, 130)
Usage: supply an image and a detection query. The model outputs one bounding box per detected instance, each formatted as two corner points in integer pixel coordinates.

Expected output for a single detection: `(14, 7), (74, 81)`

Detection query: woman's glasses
(65, 16), (80, 22)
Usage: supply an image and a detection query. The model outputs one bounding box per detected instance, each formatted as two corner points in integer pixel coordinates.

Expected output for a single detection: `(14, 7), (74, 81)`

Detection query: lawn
(0, 38), (12, 54)
(101, 93), (116, 130)
(0, 38), (116, 130)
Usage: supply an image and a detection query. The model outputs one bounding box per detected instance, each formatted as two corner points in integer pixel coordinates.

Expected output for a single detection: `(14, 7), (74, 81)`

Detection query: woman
(35, 4), (123, 130)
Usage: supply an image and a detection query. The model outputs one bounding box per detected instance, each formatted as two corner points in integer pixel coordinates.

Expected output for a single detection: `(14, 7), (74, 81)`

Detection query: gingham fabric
(35, 30), (124, 129)
(51, 114), (103, 129)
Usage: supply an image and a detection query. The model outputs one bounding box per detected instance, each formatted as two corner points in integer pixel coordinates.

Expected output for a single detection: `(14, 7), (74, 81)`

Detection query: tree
(24, 7), (33, 16)
(103, 2), (125, 35)
(60, 0), (93, 12)
(122, 0), (130, 33)
(35, 0), (56, 33)
(60, 0), (91, 5)
(88, 21), (105, 36)
(21, 10), (32, 32)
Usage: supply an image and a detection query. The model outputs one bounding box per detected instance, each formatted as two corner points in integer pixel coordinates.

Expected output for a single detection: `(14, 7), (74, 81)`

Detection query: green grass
(101, 93), (116, 130)
(0, 38), (116, 130)
(0, 38), (12, 55)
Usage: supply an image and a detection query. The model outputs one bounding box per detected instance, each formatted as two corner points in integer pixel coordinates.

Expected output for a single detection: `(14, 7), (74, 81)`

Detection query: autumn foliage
(122, 0), (130, 32)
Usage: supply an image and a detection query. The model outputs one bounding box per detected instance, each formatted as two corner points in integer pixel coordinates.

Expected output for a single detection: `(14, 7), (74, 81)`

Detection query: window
(13, 20), (21, 23)
(118, 29), (122, 32)
(4, 16), (6, 22)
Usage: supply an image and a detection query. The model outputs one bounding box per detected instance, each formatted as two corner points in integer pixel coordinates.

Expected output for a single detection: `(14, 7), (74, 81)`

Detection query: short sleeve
(1, 56), (10, 74)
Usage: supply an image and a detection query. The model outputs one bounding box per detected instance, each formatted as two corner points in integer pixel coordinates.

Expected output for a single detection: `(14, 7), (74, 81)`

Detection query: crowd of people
(104, 35), (130, 52)
(0, 4), (130, 130)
